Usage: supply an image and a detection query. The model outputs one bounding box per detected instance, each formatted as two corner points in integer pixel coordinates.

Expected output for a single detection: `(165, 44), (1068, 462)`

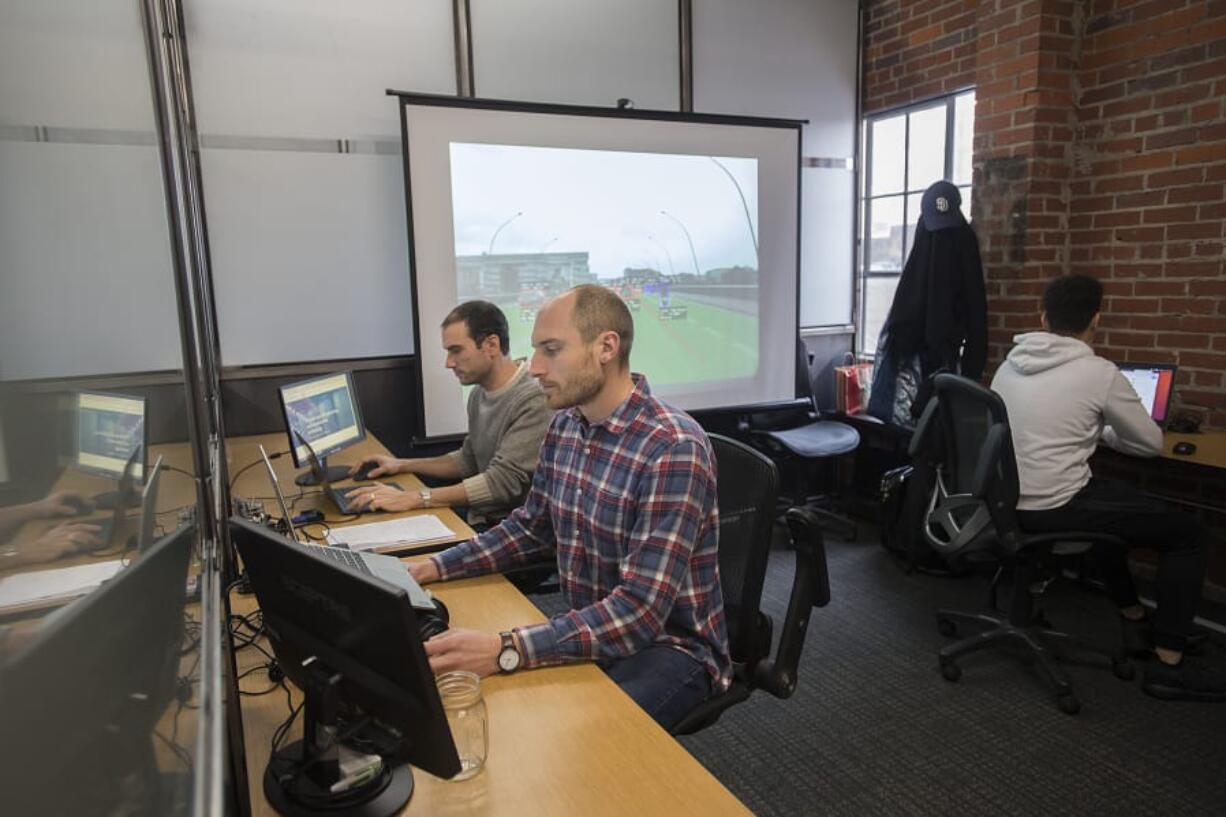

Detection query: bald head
(565, 284), (634, 369)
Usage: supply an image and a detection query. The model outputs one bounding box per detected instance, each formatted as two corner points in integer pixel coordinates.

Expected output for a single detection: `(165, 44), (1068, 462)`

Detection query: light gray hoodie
(990, 332), (1162, 510)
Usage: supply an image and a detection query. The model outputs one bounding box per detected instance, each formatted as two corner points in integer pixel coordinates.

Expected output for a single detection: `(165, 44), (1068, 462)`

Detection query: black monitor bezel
(0, 524), (196, 812)
(73, 389), (149, 485)
(276, 370), (368, 470)
(228, 516), (460, 780)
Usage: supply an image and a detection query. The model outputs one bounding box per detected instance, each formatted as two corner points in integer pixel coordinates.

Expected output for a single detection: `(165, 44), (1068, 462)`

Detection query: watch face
(498, 646), (520, 672)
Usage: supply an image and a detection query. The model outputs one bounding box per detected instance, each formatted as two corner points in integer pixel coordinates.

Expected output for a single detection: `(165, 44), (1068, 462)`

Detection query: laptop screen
(1117, 363), (1176, 425)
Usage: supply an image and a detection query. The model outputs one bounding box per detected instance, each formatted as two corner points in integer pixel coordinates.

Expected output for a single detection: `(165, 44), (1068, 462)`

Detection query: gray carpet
(535, 530), (1226, 815)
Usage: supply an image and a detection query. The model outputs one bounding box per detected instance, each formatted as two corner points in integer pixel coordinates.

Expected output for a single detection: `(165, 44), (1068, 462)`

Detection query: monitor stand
(263, 661), (412, 817)
(92, 487), (140, 511)
(294, 457), (351, 487)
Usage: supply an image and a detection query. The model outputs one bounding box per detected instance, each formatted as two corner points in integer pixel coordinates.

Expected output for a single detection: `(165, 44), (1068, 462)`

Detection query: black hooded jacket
(880, 220), (988, 380)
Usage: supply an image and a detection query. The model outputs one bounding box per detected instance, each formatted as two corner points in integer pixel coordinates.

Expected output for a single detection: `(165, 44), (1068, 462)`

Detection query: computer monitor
(1117, 362), (1177, 427)
(277, 371), (366, 487)
(75, 390), (147, 506)
(229, 517), (460, 815)
(0, 524), (196, 816)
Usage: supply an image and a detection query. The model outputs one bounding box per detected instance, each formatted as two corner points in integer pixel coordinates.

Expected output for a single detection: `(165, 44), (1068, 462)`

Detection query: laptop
(1117, 362), (1177, 428)
(136, 455), (164, 555)
(293, 431), (401, 515)
(258, 444), (433, 608)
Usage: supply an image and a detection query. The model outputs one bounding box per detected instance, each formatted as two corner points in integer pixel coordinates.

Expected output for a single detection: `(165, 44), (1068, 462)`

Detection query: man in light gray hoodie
(992, 274), (1221, 702)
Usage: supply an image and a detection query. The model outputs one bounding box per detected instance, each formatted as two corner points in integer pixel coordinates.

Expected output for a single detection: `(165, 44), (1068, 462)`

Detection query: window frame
(857, 89), (974, 357)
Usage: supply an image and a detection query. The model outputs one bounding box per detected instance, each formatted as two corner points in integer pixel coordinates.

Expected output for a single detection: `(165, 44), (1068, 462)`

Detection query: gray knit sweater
(445, 360), (553, 524)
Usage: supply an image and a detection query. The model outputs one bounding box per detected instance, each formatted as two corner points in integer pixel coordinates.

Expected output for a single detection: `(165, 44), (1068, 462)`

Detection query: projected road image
(450, 143), (760, 387)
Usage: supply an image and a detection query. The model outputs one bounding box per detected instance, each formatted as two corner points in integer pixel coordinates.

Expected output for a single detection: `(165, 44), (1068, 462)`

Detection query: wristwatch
(497, 631), (522, 674)
(418, 487), (432, 508)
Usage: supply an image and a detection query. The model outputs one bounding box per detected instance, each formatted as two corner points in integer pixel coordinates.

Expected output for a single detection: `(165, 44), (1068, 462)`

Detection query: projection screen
(396, 94), (801, 439)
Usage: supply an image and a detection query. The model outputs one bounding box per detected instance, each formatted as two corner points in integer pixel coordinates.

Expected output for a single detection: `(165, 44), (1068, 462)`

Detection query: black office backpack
(879, 461), (948, 573)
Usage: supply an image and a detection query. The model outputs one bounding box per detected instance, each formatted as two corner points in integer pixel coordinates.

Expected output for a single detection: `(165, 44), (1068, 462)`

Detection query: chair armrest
(752, 506), (830, 699)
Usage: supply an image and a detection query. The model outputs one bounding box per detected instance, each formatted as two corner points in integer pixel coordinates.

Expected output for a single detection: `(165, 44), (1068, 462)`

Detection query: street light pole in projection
(487, 211), (523, 255)
(659, 210), (701, 276)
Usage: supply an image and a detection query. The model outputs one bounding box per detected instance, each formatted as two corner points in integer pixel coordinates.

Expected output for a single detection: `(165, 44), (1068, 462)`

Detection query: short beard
(547, 360), (604, 409)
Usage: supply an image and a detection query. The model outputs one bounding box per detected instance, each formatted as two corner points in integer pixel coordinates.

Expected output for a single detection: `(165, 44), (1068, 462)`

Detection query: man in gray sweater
(349, 301), (552, 527)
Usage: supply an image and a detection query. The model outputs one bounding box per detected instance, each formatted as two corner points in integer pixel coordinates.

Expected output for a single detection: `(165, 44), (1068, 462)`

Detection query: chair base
(935, 608), (1135, 715)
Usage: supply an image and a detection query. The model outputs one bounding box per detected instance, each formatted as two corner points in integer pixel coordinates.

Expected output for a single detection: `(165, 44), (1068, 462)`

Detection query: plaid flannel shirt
(432, 374), (731, 691)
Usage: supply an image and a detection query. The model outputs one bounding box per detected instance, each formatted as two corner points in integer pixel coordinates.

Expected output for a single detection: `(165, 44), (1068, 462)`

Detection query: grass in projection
(450, 142), (760, 389)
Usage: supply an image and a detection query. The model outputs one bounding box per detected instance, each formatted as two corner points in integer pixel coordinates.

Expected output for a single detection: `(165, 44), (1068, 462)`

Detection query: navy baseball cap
(920, 181), (965, 230)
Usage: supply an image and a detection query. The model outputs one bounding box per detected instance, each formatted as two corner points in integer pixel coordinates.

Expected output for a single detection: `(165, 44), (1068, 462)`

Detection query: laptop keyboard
(304, 544), (372, 576)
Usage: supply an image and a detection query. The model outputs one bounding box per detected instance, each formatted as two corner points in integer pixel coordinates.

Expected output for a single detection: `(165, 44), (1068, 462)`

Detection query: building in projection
(456, 252), (595, 301)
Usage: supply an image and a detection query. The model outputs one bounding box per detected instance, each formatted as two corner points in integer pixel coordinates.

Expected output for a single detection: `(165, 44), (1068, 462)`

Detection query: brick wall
(862, 0), (1226, 428)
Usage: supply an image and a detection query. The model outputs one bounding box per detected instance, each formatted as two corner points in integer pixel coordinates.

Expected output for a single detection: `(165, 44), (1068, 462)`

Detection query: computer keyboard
(304, 544), (373, 576)
(329, 483), (402, 515)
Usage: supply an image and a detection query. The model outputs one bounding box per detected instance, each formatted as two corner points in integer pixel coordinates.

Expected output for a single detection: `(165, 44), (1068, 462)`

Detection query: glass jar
(436, 670), (488, 780)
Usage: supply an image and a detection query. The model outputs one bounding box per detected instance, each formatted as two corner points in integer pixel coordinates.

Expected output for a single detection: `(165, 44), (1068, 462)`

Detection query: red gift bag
(835, 361), (873, 415)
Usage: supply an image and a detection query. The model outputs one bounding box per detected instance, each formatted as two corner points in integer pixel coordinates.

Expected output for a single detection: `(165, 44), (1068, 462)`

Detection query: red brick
(1142, 205), (1199, 223)
(1134, 280), (1187, 295)
(1168, 222), (1225, 239)
(1159, 333), (1212, 348)
(1149, 167), (1207, 187)
(1169, 184), (1225, 204)
(1095, 210), (1144, 227)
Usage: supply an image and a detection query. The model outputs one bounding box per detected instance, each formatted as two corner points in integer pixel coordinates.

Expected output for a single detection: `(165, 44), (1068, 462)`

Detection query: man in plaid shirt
(410, 284), (731, 730)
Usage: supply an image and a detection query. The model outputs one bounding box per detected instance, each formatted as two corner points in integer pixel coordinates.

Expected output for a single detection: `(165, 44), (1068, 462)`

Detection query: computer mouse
(1173, 441), (1197, 456)
(58, 495), (94, 516)
(417, 598), (450, 641)
(350, 461), (379, 481)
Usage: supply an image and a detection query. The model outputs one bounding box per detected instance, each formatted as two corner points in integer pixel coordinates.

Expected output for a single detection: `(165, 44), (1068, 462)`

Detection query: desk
(225, 433), (475, 554)
(233, 569), (751, 817)
(1163, 429), (1226, 469)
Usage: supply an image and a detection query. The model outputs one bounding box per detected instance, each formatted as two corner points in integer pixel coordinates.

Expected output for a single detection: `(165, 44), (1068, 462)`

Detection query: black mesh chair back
(911, 374), (1133, 714)
(912, 373), (1019, 557)
(710, 434), (777, 671)
(672, 435), (830, 735)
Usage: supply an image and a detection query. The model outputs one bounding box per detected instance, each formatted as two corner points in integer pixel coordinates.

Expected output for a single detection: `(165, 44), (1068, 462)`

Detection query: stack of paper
(0, 560), (125, 612)
(326, 514), (456, 551)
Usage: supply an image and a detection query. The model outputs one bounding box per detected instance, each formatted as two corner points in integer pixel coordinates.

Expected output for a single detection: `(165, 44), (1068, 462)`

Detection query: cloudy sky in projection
(449, 142), (759, 280)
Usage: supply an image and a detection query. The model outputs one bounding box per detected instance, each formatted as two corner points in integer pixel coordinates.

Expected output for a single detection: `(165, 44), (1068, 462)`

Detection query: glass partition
(0, 2), (210, 814)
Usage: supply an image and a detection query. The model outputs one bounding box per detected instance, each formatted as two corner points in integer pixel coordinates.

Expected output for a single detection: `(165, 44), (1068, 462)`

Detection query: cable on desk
(161, 464), (197, 479)
(229, 450), (288, 490)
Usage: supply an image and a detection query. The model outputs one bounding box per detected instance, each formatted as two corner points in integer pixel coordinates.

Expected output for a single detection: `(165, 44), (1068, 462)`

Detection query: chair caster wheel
(1057, 693), (1081, 715)
(1112, 658), (1135, 681)
(940, 660), (961, 682)
(937, 618), (957, 638)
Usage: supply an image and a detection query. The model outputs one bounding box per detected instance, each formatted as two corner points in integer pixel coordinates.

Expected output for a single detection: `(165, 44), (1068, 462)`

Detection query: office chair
(671, 434), (831, 736)
(910, 374), (1133, 714)
(749, 338), (861, 539)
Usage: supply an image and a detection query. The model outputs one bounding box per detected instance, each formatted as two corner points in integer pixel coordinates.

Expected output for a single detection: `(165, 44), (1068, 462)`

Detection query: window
(858, 90), (975, 355)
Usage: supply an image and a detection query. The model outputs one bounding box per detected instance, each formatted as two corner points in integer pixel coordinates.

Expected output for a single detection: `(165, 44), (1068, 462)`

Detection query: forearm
(422, 482), (470, 508)
(399, 454), (465, 481)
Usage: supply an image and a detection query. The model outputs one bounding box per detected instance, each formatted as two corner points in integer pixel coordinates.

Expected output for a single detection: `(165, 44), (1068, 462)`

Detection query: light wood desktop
(230, 437), (749, 817)
(1163, 429), (1226, 469)
(225, 433), (476, 553)
(233, 569), (751, 817)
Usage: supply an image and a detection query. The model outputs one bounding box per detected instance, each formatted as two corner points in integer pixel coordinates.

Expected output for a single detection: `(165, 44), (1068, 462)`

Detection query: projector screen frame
(390, 90), (807, 443)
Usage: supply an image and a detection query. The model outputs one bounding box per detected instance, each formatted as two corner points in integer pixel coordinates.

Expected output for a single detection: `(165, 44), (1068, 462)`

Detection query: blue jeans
(599, 646), (712, 731)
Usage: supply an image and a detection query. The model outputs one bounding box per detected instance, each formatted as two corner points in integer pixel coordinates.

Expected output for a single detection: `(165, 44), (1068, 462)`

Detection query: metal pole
(488, 211), (522, 255)
(709, 156), (758, 256)
(660, 210), (701, 275)
(678, 0), (693, 112)
(453, 0), (475, 97)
